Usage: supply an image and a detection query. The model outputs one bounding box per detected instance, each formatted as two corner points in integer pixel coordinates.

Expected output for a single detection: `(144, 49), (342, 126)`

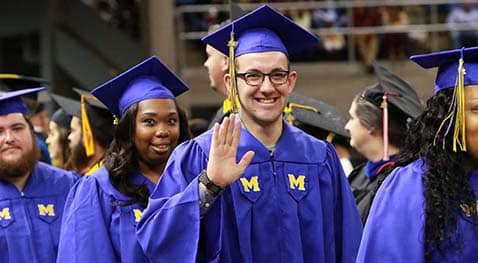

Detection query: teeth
(259, 98), (274, 103)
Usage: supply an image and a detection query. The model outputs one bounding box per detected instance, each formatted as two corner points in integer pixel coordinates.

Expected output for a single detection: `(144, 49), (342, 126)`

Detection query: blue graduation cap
(0, 87), (46, 115)
(201, 4), (320, 58)
(410, 47), (478, 152)
(410, 47), (478, 92)
(91, 56), (189, 118)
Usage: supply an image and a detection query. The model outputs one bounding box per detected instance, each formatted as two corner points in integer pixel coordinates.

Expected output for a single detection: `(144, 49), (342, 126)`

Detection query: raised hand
(206, 114), (255, 188)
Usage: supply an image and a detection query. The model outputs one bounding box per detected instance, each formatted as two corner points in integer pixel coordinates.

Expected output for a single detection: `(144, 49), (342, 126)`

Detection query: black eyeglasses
(236, 70), (290, 86)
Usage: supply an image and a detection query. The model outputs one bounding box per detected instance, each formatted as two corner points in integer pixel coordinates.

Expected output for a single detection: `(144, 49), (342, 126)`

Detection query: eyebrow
(140, 111), (178, 117)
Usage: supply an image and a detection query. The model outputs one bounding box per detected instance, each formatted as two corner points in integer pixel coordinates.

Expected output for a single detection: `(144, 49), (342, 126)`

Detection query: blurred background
(1, 0), (478, 120)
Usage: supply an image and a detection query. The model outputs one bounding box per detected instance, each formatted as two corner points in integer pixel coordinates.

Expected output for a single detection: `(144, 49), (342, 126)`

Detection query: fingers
(238, 151), (255, 171)
(211, 122), (220, 148)
(225, 114), (236, 146)
(232, 117), (241, 150)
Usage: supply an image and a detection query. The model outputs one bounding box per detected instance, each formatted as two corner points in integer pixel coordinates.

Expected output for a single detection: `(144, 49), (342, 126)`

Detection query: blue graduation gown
(137, 123), (362, 262)
(57, 167), (155, 263)
(357, 159), (478, 262)
(0, 162), (77, 263)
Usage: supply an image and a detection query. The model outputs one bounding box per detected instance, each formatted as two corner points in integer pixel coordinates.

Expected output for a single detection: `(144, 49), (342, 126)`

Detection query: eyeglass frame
(235, 69), (291, 86)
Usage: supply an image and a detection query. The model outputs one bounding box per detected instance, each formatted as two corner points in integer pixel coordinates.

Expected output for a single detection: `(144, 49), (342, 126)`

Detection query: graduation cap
(360, 63), (423, 160)
(202, 4), (319, 58)
(91, 56), (189, 119)
(0, 87), (46, 115)
(202, 4), (319, 113)
(410, 47), (478, 152)
(51, 92), (113, 157)
(50, 109), (72, 130)
(0, 74), (49, 113)
(284, 92), (349, 142)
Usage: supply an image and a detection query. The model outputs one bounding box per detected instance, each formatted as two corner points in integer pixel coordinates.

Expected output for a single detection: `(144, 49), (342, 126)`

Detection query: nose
(259, 75), (275, 93)
(344, 120), (351, 131)
(4, 129), (16, 144)
(156, 127), (170, 137)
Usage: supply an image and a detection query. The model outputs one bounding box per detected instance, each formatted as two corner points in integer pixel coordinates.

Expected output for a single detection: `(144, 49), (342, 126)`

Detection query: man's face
(68, 116), (82, 153)
(204, 45), (228, 96)
(68, 116), (89, 172)
(0, 113), (39, 181)
(228, 51), (296, 128)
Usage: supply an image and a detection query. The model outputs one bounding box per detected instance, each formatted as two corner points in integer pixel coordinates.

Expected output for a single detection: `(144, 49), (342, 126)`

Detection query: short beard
(70, 141), (90, 173)
(0, 140), (41, 182)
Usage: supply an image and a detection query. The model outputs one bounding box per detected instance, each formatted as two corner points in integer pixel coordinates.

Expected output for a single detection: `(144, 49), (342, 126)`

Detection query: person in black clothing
(346, 63), (423, 223)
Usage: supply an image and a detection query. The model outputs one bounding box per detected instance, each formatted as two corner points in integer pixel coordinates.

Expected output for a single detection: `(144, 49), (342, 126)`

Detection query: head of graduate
(0, 88), (45, 189)
(91, 56), (191, 207)
(345, 63), (422, 163)
(397, 47), (478, 259)
(202, 4), (319, 131)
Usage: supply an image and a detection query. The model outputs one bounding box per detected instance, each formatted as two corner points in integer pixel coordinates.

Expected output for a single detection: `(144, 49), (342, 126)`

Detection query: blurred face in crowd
(0, 113), (40, 181)
(230, 51), (296, 128)
(68, 116), (89, 172)
(204, 44), (229, 96)
(134, 98), (180, 170)
(46, 121), (68, 167)
(465, 86), (478, 162)
(345, 100), (378, 160)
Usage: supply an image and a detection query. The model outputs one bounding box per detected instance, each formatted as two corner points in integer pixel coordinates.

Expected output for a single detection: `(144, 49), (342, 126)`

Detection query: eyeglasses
(236, 70), (290, 86)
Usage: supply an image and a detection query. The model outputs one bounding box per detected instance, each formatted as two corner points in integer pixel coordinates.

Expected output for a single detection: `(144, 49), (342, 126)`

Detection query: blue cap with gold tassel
(411, 46), (478, 152)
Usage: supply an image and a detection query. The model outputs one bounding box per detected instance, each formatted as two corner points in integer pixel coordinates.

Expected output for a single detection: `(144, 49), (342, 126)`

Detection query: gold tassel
(81, 95), (95, 157)
(432, 57), (467, 152)
(326, 132), (335, 143)
(228, 30), (239, 113)
(223, 98), (233, 114)
(283, 102), (319, 125)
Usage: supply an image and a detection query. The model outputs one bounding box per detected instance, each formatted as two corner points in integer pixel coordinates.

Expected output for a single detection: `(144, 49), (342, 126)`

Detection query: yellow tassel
(326, 132), (335, 143)
(433, 58), (467, 152)
(453, 58), (467, 152)
(283, 102), (319, 125)
(228, 30), (239, 113)
(81, 95), (95, 157)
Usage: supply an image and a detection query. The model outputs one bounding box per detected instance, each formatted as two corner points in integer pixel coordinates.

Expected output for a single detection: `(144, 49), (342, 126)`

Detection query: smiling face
(46, 121), (64, 165)
(465, 86), (478, 162)
(228, 51), (296, 128)
(134, 98), (180, 169)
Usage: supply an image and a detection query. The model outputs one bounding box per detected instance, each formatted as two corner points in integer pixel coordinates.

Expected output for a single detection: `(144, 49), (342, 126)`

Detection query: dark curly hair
(395, 88), (477, 261)
(104, 102), (191, 207)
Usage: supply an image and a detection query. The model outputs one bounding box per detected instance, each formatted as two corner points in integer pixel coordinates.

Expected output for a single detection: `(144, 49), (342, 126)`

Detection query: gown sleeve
(325, 143), (363, 263)
(136, 140), (211, 262)
(356, 160), (425, 263)
(56, 174), (117, 263)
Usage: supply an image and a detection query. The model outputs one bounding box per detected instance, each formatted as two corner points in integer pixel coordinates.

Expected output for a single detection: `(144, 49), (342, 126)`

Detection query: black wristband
(198, 170), (224, 197)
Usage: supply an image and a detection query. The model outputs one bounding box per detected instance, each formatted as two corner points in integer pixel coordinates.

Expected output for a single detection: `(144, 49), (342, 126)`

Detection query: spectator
(447, 0), (478, 48)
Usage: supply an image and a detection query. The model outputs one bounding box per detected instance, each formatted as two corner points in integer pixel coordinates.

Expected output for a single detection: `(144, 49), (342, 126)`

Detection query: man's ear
(221, 55), (229, 74)
(224, 73), (231, 96)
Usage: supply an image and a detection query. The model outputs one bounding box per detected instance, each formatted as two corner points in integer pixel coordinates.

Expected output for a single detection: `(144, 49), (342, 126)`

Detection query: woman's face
(345, 100), (377, 159)
(465, 86), (478, 162)
(134, 98), (180, 169)
(46, 121), (64, 166)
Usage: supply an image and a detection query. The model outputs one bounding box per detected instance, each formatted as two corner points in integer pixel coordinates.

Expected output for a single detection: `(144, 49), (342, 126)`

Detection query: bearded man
(0, 87), (77, 263)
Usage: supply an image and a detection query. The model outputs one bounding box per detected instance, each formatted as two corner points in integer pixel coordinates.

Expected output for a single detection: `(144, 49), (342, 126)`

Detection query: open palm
(206, 114), (255, 187)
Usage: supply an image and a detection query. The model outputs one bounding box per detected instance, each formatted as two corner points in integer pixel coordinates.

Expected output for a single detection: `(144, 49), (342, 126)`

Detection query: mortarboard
(202, 4), (319, 113)
(362, 63), (423, 121)
(202, 4), (319, 58)
(50, 109), (72, 130)
(284, 92), (349, 142)
(91, 56), (189, 119)
(0, 74), (49, 113)
(360, 63), (423, 160)
(0, 87), (46, 115)
(410, 47), (478, 93)
(51, 92), (114, 157)
(410, 47), (478, 152)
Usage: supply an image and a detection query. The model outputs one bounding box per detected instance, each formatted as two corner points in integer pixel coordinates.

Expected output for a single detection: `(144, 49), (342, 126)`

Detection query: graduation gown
(57, 167), (155, 263)
(137, 123), (362, 263)
(0, 162), (77, 263)
(348, 159), (395, 224)
(357, 159), (478, 262)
